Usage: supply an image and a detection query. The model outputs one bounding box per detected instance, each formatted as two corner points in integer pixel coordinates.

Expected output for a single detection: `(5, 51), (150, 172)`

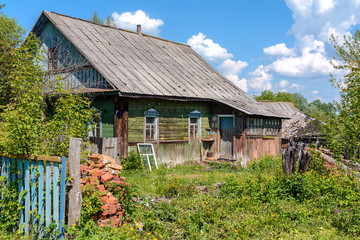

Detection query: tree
(87, 10), (103, 24)
(88, 11), (117, 27)
(0, 5), (96, 156)
(105, 15), (116, 27)
(320, 31), (360, 160)
(255, 90), (276, 101)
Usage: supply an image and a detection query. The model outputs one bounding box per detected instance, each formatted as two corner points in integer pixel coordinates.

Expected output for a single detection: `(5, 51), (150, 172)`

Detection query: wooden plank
(38, 161), (44, 238)
(0, 154), (61, 163)
(53, 162), (60, 228)
(59, 157), (67, 239)
(31, 160), (38, 230)
(17, 158), (24, 229)
(45, 161), (52, 228)
(1, 156), (5, 177)
(11, 158), (16, 182)
(6, 157), (10, 183)
(67, 138), (82, 227)
(24, 159), (30, 235)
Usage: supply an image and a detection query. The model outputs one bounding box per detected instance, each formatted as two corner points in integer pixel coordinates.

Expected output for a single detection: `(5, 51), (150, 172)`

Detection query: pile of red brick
(80, 154), (128, 227)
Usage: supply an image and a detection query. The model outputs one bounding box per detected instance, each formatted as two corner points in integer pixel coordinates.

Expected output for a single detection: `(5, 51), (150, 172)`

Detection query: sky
(3, 0), (360, 103)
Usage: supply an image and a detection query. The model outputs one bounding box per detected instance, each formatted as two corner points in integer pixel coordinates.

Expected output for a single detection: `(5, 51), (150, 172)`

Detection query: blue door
(220, 117), (234, 157)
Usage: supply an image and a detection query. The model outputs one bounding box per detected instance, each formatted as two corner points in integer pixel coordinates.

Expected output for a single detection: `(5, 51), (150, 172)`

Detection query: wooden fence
(0, 154), (67, 239)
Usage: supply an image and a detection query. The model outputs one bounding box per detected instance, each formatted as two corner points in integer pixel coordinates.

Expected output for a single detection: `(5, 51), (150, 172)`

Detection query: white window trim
(144, 116), (159, 143)
(188, 116), (201, 142)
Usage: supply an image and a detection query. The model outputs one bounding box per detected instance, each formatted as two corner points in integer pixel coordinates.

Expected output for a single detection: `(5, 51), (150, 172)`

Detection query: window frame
(48, 47), (58, 71)
(89, 108), (102, 137)
(246, 117), (263, 136)
(144, 108), (159, 142)
(264, 118), (281, 136)
(188, 110), (202, 141)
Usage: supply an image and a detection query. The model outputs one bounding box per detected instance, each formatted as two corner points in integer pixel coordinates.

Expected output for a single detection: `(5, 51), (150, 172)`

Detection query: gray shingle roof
(35, 11), (284, 118)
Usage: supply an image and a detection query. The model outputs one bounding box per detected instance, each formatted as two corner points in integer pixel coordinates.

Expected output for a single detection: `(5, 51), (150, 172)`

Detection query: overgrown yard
(69, 152), (360, 239)
(1, 153), (360, 239)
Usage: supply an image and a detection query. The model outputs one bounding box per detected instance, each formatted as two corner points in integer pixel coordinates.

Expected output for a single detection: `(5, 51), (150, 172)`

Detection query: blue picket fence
(0, 155), (67, 239)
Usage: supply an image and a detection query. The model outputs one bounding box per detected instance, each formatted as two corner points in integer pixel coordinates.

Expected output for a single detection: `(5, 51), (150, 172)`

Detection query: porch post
(114, 95), (129, 158)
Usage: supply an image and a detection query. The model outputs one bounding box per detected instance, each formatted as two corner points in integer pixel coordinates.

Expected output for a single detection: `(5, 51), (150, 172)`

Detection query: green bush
(122, 151), (143, 171)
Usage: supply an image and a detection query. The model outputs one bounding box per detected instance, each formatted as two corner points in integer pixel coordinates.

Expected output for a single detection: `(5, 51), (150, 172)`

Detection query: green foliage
(0, 176), (21, 233)
(255, 90), (336, 116)
(105, 181), (138, 217)
(0, 9), (96, 157)
(87, 10), (103, 24)
(88, 11), (117, 27)
(319, 31), (360, 161)
(80, 183), (103, 224)
(122, 151), (144, 171)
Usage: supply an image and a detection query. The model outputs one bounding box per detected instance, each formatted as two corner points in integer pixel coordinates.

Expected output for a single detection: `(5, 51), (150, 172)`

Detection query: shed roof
(33, 11), (285, 118)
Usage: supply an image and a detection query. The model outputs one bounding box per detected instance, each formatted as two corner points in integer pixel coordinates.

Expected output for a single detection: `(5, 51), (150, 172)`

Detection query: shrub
(122, 151), (143, 171)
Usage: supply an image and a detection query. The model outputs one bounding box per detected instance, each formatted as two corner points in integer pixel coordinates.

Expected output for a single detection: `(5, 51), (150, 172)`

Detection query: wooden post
(67, 138), (82, 227)
(114, 96), (128, 159)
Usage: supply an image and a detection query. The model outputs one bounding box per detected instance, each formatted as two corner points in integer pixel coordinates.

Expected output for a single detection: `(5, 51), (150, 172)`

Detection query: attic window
(48, 47), (58, 70)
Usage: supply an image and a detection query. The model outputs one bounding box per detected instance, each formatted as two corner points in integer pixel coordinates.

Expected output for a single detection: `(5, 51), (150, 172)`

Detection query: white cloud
(218, 59), (249, 91)
(187, 33), (233, 62)
(270, 39), (334, 78)
(248, 65), (272, 91)
(285, 0), (360, 44)
(279, 80), (289, 88)
(290, 83), (304, 89)
(112, 10), (164, 36)
(263, 43), (295, 57)
(312, 90), (319, 94)
(226, 75), (248, 92)
(218, 59), (248, 76)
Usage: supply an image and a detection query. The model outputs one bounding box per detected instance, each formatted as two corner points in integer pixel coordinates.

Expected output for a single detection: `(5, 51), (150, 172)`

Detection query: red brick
(89, 177), (100, 185)
(97, 185), (106, 191)
(98, 214), (107, 220)
(98, 219), (110, 227)
(101, 172), (114, 183)
(90, 169), (105, 178)
(101, 196), (108, 204)
(115, 203), (122, 211)
(81, 184), (84, 188)
(81, 178), (89, 184)
(80, 165), (90, 176)
(107, 192), (113, 198)
(109, 204), (117, 214)
(116, 211), (124, 218)
(101, 204), (110, 211)
(101, 210), (111, 216)
(106, 197), (119, 204)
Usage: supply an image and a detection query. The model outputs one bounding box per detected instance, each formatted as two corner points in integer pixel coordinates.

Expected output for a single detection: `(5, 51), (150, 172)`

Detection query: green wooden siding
(128, 98), (211, 142)
(92, 96), (114, 138)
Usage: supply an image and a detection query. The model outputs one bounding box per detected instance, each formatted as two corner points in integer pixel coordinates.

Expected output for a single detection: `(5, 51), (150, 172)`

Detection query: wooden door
(220, 117), (234, 157)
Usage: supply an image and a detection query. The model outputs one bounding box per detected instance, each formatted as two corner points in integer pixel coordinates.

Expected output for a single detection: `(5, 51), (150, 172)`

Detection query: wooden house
(31, 11), (288, 166)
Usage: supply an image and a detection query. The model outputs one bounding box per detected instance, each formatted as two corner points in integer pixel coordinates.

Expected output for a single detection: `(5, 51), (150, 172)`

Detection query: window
(264, 118), (281, 136)
(89, 109), (101, 137)
(246, 117), (263, 135)
(144, 108), (159, 141)
(48, 47), (58, 71)
(189, 110), (201, 140)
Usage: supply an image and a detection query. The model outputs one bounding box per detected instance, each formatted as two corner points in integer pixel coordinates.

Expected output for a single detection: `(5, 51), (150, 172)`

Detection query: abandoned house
(31, 11), (288, 166)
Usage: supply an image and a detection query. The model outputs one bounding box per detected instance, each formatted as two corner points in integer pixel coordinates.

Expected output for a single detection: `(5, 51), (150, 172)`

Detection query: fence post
(67, 138), (82, 227)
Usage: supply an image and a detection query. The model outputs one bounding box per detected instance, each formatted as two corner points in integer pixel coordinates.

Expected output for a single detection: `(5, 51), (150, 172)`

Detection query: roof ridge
(45, 11), (190, 47)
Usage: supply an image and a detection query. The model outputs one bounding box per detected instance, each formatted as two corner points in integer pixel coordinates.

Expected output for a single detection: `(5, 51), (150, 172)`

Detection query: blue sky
(3, 0), (359, 103)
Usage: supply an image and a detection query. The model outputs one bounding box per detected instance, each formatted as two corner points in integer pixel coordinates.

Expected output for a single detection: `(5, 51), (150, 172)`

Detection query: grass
(3, 153), (360, 239)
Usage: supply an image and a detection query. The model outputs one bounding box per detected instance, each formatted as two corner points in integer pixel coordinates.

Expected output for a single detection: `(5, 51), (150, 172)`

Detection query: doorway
(219, 116), (234, 157)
